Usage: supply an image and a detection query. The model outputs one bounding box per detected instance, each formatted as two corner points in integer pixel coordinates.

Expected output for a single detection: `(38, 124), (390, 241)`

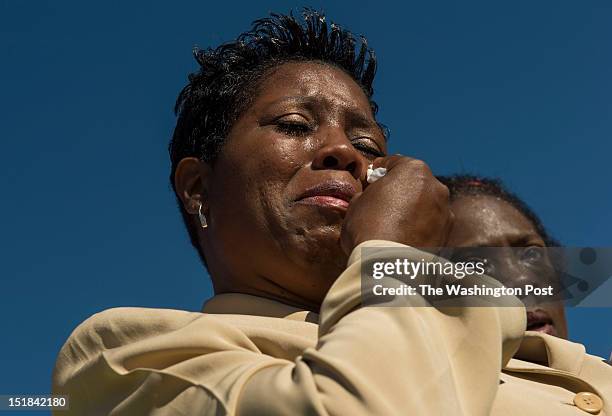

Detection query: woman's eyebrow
(260, 96), (386, 138)
(346, 110), (378, 128)
(262, 96), (318, 110)
(344, 109), (387, 140)
(512, 234), (545, 247)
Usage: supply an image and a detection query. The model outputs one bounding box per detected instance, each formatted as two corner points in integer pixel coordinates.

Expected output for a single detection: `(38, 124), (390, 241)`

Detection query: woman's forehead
(450, 195), (542, 245)
(254, 61), (373, 113)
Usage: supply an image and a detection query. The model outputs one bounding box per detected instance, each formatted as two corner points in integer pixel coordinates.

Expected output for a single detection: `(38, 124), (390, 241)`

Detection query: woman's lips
(526, 310), (557, 336)
(297, 195), (350, 210)
(295, 181), (356, 212)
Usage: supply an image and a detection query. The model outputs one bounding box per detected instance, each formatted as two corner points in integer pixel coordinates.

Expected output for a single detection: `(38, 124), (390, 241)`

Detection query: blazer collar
(202, 293), (319, 323)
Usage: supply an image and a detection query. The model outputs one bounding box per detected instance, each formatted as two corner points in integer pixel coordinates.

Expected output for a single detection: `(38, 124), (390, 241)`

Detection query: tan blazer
(52, 241), (611, 415)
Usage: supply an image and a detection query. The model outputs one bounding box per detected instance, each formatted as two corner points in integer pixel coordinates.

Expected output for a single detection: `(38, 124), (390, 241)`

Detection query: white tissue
(367, 164), (387, 183)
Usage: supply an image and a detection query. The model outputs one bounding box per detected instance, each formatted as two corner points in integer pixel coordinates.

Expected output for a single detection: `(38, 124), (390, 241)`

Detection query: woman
(52, 10), (610, 416)
(439, 175), (568, 339)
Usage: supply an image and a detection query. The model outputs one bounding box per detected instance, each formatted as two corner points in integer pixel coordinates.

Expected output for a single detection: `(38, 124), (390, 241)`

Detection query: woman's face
(192, 62), (386, 308)
(447, 195), (568, 338)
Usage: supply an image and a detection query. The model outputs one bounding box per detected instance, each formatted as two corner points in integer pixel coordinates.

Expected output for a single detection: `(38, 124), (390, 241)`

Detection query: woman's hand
(340, 155), (453, 255)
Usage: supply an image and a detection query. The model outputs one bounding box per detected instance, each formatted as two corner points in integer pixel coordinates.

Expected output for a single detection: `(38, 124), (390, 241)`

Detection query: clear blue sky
(1, 0), (610, 399)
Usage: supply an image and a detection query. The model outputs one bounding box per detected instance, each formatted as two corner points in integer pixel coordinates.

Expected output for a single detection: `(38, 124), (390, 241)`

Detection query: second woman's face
(203, 62), (386, 307)
(447, 195), (568, 338)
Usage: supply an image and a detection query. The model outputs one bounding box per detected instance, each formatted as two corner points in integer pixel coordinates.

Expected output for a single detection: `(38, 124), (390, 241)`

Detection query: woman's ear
(174, 157), (212, 215)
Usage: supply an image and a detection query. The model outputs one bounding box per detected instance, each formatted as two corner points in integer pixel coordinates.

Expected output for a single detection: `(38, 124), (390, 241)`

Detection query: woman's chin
(285, 229), (346, 270)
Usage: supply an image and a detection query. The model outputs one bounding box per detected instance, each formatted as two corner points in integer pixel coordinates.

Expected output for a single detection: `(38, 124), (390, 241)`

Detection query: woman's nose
(494, 253), (542, 289)
(311, 132), (368, 179)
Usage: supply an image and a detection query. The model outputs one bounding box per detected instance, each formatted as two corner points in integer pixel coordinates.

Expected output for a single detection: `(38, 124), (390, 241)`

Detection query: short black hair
(437, 174), (559, 246)
(168, 9), (380, 267)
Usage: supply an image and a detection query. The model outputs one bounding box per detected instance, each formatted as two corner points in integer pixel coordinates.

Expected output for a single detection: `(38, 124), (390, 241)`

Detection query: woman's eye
(275, 121), (311, 136)
(352, 141), (385, 158)
(521, 246), (544, 264)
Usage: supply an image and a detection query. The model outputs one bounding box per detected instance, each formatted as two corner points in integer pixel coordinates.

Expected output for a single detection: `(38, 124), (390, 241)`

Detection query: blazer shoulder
(67, 307), (203, 348)
(53, 308), (203, 378)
